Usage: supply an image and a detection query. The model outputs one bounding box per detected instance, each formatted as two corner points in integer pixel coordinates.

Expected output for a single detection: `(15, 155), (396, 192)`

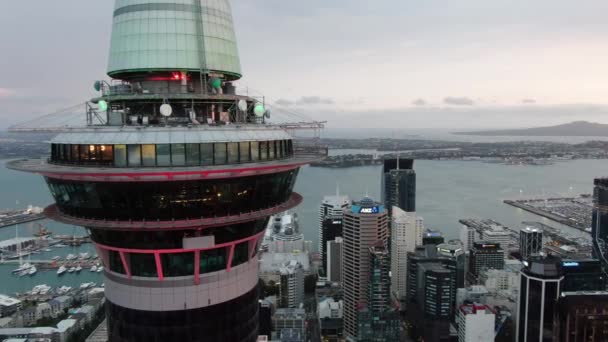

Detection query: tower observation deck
(8, 1), (325, 341)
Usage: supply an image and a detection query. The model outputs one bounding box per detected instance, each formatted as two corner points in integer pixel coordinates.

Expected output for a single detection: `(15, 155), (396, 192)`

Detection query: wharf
(504, 199), (591, 233)
(0, 211), (45, 228)
(0, 258), (100, 270)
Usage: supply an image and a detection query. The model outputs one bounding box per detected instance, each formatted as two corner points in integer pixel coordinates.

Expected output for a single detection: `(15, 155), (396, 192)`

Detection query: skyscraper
(422, 228), (444, 246)
(7, 1), (323, 340)
(390, 206), (423, 302)
(561, 259), (606, 292)
(326, 237), (344, 283)
(437, 241), (466, 289)
(417, 262), (456, 319)
(554, 291), (608, 342)
(319, 194), (350, 273)
(460, 224), (478, 252)
(593, 178), (608, 273)
(342, 197), (389, 339)
(517, 255), (564, 342)
(520, 227), (543, 260)
(279, 261), (305, 308)
(381, 158), (416, 213)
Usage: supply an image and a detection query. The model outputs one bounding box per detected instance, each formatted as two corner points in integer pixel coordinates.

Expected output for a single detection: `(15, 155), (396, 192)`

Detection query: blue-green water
(1, 158), (607, 294)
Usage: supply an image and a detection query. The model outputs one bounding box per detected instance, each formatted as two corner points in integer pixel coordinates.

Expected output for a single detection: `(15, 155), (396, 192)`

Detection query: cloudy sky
(1, 0), (608, 130)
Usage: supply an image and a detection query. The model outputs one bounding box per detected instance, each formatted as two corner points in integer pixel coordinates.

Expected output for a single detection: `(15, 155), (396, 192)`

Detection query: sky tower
(8, 1), (324, 341)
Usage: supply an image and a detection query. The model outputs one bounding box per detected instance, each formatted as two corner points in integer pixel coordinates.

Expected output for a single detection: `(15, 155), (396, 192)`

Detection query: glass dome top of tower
(108, 0), (242, 80)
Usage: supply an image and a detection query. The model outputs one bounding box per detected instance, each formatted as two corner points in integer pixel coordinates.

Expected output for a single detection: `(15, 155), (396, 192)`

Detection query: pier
(504, 198), (591, 233)
(0, 210), (46, 228)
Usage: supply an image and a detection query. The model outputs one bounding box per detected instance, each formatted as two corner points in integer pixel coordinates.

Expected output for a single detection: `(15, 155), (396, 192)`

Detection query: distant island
(454, 121), (608, 137)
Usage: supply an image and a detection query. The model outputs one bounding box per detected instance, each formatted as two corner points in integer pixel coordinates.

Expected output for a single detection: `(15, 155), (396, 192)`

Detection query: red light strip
(41, 162), (306, 183)
(96, 230), (265, 282)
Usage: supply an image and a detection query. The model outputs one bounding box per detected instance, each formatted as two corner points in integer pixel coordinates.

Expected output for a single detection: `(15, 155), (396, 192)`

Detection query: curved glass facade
(46, 169), (298, 221)
(49, 140), (293, 167)
(108, 0), (242, 79)
(106, 285), (259, 342)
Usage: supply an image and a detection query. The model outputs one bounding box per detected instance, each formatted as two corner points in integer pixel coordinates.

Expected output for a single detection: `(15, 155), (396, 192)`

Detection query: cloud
(412, 98), (427, 106)
(443, 97), (475, 106)
(522, 98), (537, 104)
(275, 98), (295, 106)
(296, 96), (334, 105)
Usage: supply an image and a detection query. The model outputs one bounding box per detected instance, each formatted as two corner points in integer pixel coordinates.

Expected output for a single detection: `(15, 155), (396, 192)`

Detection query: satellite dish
(264, 109), (271, 119)
(211, 78), (222, 90)
(238, 100), (247, 112)
(254, 103), (265, 117)
(160, 104), (173, 117)
(94, 81), (102, 92)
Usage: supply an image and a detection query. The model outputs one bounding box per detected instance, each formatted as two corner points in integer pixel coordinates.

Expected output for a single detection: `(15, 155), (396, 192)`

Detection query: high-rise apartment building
(554, 291), (608, 342)
(7, 1), (325, 340)
(390, 206), (423, 302)
(368, 241), (391, 313)
(326, 237), (344, 283)
(460, 225), (478, 252)
(279, 261), (305, 308)
(342, 197), (389, 339)
(481, 225), (511, 259)
(457, 304), (495, 342)
(520, 227), (543, 260)
(593, 178), (608, 273)
(469, 242), (505, 278)
(517, 255), (564, 342)
(319, 194), (350, 273)
(381, 159), (416, 213)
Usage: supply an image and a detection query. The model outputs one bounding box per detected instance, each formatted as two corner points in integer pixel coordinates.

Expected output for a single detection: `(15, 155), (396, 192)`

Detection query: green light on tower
(98, 100), (108, 112)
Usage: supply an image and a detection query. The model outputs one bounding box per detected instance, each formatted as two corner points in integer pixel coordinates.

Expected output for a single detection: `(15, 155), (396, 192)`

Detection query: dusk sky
(1, 1), (608, 130)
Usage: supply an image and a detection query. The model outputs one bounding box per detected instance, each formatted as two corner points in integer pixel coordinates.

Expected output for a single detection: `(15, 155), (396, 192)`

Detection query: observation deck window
(200, 248), (227, 274)
(227, 142), (239, 164)
(200, 143), (214, 165)
(109, 250), (125, 274)
(128, 144), (142, 167)
(142, 144), (156, 166)
(130, 253), (158, 277)
(156, 144), (171, 166)
(114, 145), (127, 167)
(161, 252), (195, 277)
(49, 140), (294, 168)
(171, 144), (186, 166)
(232, 242), (249, 267)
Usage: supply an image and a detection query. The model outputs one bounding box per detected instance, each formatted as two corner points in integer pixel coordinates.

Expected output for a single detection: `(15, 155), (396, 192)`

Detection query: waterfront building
(278, 260), (305, 309)
(593, 178), (608, 274)
(326, 237), (343, 283)
(460, 225), (478, 252)
(561, 259), (606, 291)
(469, 242), (505, 279)
(480, 225), (511, 258)
(554, 291), (608, 342)
(517, 255), (564, 342)
(342, 197), (389, 339)
(390, 206), (423, 302)
(457, 304), (495, 342)
(268, 213), (307, 254)
(0, 295), (21, 318)
(422, 228), (444, 246)
(272, 308), (306, 342)
(437, 241), (466, 289)
(319, 194), (350, 273)
(381, 158), (416, 214)
(519, 227), (542, 260)
(7, 0), (325, 340)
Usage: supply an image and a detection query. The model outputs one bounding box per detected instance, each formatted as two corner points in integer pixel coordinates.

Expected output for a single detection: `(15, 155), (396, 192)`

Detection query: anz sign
(359, 206), (380, 214)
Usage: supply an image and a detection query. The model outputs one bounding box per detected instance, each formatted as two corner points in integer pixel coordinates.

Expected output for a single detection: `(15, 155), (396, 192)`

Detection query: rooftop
(459, 303), (495, 316)
(273, 308), (306, 320)
(0, 295), (21, 307)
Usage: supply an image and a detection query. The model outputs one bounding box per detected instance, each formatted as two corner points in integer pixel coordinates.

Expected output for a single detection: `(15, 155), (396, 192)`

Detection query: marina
(503, 196), (593, 233)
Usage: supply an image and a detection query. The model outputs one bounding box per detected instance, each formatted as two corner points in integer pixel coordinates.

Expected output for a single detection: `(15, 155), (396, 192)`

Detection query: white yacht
(97, 266), (104, 273)
(66, 254), (77, 260)
(68, 267), (76, 273)
(28, 265), (37, 276)
(75, 265), (82, 273)
(57, 265), (67, 275)
(90, 265), (98, 272)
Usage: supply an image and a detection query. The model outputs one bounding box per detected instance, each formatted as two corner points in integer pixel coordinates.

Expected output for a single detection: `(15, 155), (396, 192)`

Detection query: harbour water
(1, 157), (607, 294)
